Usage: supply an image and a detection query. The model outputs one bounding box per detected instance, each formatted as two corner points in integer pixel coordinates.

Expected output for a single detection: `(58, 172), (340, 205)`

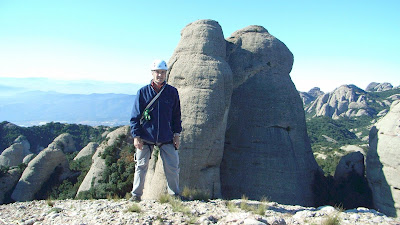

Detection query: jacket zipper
(156, 100), (160, 143)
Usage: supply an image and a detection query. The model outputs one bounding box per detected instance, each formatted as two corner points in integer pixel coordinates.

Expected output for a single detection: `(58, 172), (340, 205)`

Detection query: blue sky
(0, 0), (399, 92)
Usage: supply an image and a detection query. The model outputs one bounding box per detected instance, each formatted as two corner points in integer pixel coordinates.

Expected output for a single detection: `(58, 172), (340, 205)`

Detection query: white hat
(151, 59), (168, 70)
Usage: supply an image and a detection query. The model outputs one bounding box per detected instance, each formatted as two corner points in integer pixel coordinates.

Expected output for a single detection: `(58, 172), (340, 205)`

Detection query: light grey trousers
(131, 143), (180, 197)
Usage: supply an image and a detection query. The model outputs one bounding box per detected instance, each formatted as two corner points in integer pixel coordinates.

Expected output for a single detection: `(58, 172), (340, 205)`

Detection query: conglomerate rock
(141, 19), (233, 199)
(367, 100), (400, 217)
(74, 142), (99, 160)
(220, 25), (320, 206)
(11, 134), (69, 202)
(76, 126), (131, 196)
(0, 136), (31, 167)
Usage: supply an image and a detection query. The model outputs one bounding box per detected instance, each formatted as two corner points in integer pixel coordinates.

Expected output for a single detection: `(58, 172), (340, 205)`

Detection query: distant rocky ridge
(365, 82), (394, 92)
(299, 87), (324, 105)
(302, 82), (400, 119)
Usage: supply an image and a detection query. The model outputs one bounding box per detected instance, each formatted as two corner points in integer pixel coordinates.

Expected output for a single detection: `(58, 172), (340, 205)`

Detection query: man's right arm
(130, 90), (143, 140)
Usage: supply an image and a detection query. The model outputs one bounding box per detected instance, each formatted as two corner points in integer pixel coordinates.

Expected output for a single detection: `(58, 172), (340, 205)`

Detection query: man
(129, 59), (182, 201)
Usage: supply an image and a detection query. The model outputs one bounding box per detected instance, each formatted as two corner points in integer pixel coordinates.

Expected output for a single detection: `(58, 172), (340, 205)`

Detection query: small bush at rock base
(125, 203), (141, 213)
(322, 214), (340, 225)
(181, 186), (210, 201)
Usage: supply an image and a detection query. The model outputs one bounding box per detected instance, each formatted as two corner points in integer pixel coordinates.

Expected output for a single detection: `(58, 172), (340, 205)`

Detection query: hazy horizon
(0, 1), (399, 93)
(0, 76), (398, 95)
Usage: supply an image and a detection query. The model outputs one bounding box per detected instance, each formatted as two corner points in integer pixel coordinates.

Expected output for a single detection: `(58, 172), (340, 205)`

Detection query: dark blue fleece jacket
(130, 82), (182, 143)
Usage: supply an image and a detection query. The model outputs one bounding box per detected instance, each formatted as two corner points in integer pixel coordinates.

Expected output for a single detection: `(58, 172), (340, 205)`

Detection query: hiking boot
(129, 195), (141, 202)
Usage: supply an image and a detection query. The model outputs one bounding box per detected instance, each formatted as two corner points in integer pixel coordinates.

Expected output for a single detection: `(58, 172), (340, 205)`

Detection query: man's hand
(134, 137), (143, 150)
(173, 135), (180, 150)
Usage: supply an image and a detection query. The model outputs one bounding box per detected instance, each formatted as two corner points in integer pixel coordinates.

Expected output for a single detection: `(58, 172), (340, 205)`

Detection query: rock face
(367, 100), (400, 217)
(366, 82), (393, 92)
(11, 134), (69, 202)
(140, 20), (233, 199)
(74, 142), (98, 160)
(300, 87), (324, 105)
(332, 151), (373, 209)
(0, 168), (22, 204)
(306, 85), (374, 119)
(220, 26), (320, 206)
(53, 133), (77, 153)
(76, 126), (131, 196)
(334, 151), (365, 180)
(0, 136), (32, 167)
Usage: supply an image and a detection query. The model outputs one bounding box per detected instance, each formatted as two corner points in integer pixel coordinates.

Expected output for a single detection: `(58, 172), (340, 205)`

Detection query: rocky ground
(0, 198), (399, 225)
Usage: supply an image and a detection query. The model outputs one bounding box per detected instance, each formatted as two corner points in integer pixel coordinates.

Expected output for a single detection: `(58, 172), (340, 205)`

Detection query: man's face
(152, 69), (167, 85)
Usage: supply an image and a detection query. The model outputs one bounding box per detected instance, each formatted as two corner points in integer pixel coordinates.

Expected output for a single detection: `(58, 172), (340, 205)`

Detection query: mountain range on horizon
(0, 79), (399, 127)
(2, 77), (399, 96)
(0, 77), (143, 96)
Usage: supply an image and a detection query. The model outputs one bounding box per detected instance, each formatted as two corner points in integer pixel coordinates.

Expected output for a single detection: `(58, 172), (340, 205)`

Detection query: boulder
(377, 109), (389, 117)
(23, 154), (36, 164)
(334, 151), (365, 180)
(53, 133), (77, 153)
(0, 136), (32, 167)
(0, 144), (24, 167)
(11, 134), (69, 202)
(74, 142), (99, 160)
(388, 94), (400, 101)
(220, 25), (320, 206)
(367, 100), (400, 217)
(0, 168), (22, 204)
(141, 19), (233, 199)
(76, 126), (131, 196)
(14, 135), (31, 155)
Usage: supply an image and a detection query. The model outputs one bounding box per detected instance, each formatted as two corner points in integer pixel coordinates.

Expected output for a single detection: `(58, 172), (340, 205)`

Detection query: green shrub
(158, 194), (190, 214)
(125, 203), (141, 213)
(322, 214), (340, 225)
(181, 186), (210, 201)
(77, 134), (135, 200)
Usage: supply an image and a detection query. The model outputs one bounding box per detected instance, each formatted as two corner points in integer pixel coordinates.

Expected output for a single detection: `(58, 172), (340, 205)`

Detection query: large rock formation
(0, 136), (32, 167)
(76, 126), (131, 196)
(0, 168), (22, 204)
(53, 133), (77, 153)
(141, 19), (233, 199)
(220, 26), (320, 206)
(367, 100), (400, 217)
(11, 134), (69, 202)
(333, 151), (373, 210)
(74, 142), (98, 160)
(366, 82), (393, 92)
(306, 85), (375, 119)
(334, 151), (365, 180)
(299, 87), (324, 105)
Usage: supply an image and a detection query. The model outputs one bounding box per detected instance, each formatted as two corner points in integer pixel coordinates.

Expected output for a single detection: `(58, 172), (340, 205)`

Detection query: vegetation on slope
(0, 121), (112, 153)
